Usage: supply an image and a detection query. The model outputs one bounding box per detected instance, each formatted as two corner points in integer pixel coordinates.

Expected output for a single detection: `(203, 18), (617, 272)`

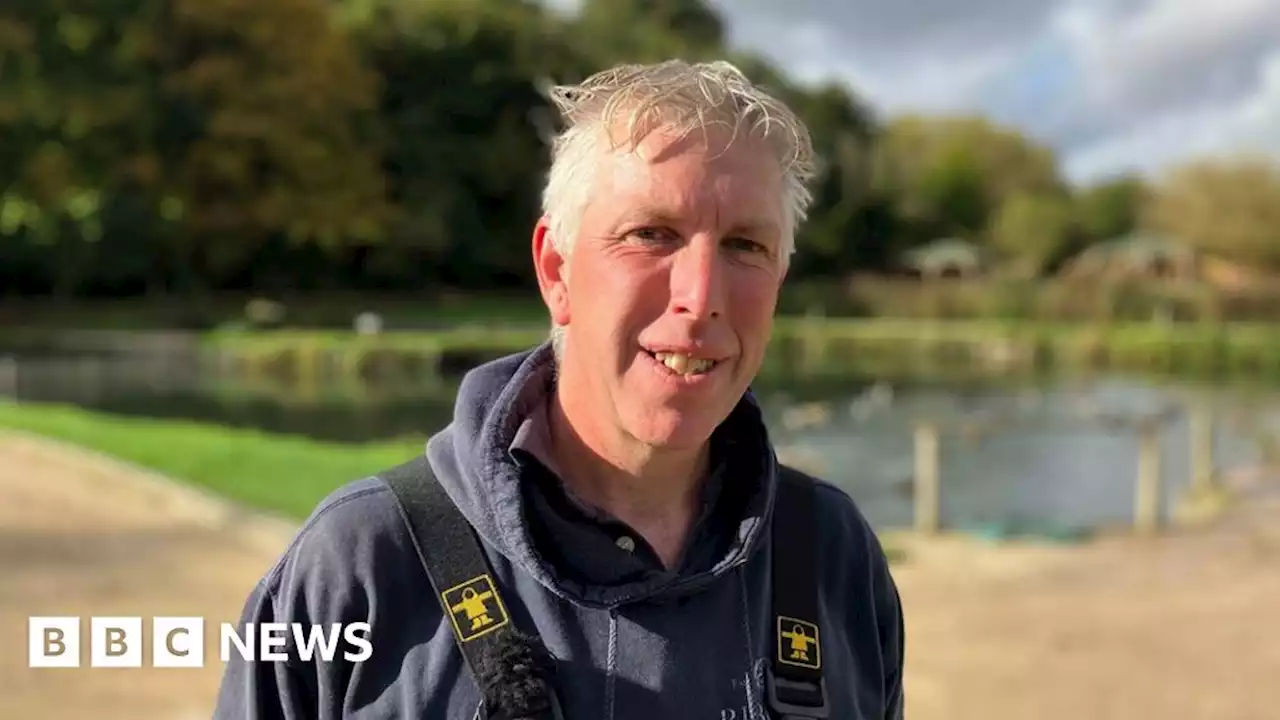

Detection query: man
(214, 59), (904, 719)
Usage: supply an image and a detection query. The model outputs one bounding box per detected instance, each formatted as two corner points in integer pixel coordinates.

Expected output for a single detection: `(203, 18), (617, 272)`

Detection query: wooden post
(1135, 419), (1163, 535)
(1190, 405), (1216, 494)
(914, 422), (941, 535)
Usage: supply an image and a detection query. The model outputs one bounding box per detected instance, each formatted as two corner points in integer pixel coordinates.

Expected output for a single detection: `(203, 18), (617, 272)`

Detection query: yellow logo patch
(777, 616), (821, 670)
(442, 574), (510, 643)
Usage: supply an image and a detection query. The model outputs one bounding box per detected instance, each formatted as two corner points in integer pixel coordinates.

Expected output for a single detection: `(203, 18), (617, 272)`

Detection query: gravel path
(0, 431), (295, 719)
(894, 470), (1280, 720)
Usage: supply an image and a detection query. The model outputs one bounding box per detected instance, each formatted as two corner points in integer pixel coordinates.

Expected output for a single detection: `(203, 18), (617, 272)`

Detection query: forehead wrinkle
(596, 131), (783, 238)
(639, 183), (743, 237)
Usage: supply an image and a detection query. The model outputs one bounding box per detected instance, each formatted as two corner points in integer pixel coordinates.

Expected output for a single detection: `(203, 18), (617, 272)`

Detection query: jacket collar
(425, 342), (780, 609)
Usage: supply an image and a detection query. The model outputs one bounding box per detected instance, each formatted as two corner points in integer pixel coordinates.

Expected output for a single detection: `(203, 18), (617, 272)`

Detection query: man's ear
(532, 217), (571, 327)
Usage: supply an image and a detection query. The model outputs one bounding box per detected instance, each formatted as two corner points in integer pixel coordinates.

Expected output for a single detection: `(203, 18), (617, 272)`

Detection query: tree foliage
(0, 0), (1270, 300)
(873, 116), (1066, 244)
(1, 0), (388, 295)
(574, 0), (727, 63)
(1074, 173), (1146, 243)
(989, 190), (1077, 276)
(163, 0), (390, 273)
(1142, 157), (1280, 270)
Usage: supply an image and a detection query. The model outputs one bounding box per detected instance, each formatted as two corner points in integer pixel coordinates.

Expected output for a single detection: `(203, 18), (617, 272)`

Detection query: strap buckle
(766, 667), (829, 719)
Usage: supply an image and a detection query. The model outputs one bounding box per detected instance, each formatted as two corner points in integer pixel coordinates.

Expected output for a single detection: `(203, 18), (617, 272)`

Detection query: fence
(908, 402), (1223, 537)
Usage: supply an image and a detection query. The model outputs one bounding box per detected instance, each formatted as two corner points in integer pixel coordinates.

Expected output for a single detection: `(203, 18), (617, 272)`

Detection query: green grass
(190, 317), (1280, 388)
(0, 400), (424, 521)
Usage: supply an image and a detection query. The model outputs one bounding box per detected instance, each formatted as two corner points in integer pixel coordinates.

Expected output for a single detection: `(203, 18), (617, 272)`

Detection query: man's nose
(668, 238), (724, 320)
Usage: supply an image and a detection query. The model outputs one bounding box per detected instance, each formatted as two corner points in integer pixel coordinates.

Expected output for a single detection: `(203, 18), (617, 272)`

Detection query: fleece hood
(423, 341), (781, 610)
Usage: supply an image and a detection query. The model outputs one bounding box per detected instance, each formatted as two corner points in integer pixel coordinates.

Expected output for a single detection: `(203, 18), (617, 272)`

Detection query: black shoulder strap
(767, 466), (829, 719)
(380, 455), (824, 719)
(379, 456), (562, 720)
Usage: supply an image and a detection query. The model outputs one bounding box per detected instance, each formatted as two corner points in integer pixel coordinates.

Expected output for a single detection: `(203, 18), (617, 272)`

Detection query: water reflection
(765, 378), (1276, 535)
(3, 347), (1277, 535)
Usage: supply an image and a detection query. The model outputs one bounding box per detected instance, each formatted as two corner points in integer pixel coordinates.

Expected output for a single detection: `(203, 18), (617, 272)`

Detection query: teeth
(653, 352), (715, 375)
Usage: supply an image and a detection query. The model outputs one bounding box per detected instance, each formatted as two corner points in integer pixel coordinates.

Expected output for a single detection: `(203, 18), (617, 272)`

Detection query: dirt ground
(0, 432), (296, 719)
(2, 430), (1278, 719)
(890, 478), (1280, 720)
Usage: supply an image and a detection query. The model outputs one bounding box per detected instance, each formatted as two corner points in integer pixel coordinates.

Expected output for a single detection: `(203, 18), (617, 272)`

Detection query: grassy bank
(772, 318), (1280, 377)
(8, 316), (1280, 387)
(0, 400), (915, 562)
(0, 400), (423, 520)
(200, 319), (1280, 384)
(199, 325), (550, 387)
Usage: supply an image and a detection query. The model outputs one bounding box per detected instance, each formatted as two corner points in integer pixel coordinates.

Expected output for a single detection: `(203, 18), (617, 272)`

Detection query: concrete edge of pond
(0, 428), (301, 557)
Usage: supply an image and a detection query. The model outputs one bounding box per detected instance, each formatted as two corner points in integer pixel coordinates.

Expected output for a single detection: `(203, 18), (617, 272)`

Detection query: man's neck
(546, 389), (709, 569)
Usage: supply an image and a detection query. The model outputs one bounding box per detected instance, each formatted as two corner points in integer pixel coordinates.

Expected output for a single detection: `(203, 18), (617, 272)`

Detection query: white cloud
(1065, 49), (1280, 181)
(711, 0), (1059, 57)
(540, 0), (1280, 183)
(718, 0), (1280, 183)
(1049, 0), (1280, 180)
(1053, 0), (1278, 120)
(722, 17), (1020, 116)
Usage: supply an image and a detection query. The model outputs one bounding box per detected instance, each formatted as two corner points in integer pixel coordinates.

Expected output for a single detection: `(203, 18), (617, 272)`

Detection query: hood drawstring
(738, 567), (765, 720)
(605, 609), (619, 720)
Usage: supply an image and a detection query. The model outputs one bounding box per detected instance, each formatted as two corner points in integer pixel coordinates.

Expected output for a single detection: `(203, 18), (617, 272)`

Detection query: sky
(544, 0), (1280, 186)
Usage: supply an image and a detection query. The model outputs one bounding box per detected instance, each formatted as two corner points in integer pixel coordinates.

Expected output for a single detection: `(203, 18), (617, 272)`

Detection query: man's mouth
(645, 350), (719, 376)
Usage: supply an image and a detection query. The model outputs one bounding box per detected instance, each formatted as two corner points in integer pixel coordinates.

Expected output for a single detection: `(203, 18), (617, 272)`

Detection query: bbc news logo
(28, 617), (372, 668)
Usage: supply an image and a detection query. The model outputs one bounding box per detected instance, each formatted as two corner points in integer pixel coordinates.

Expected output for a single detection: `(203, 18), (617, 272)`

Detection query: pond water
(3, 346), (1278, 537)
(760, 378), (1275, 537)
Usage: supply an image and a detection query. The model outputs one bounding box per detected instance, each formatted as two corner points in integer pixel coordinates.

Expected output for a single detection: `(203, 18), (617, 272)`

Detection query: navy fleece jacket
(212, 343), (905, 719)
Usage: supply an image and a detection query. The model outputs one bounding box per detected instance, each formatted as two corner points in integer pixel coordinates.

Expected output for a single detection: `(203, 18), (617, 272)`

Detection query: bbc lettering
(29, 617), (372, 668)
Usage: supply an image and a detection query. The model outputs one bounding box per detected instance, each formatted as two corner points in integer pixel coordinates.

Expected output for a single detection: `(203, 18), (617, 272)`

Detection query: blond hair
(538, 59), (818, 357)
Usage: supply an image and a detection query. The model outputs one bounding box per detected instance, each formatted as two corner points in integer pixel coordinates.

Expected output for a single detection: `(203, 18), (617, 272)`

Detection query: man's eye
(629, 227), (674, 244)
(727, 237), (767, 254)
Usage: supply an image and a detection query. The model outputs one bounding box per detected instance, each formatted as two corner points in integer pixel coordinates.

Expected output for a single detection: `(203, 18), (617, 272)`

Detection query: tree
(784, 84), (891, 274)
(1075, 173), (1147, 244)
(347, 0), (591, 288)
(159, 0), (390, 286)
(1, 0), (392, 297)
(0, 0), (165, 296)
(873, 116), (1066, 247)
(574, 0), (726, 64)
(1141, 156), (1280, 270)
(989, 191), (1077, 276)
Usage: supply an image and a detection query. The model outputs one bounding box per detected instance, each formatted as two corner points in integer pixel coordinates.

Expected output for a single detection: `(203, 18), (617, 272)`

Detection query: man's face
(535, 124), (787, 452)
